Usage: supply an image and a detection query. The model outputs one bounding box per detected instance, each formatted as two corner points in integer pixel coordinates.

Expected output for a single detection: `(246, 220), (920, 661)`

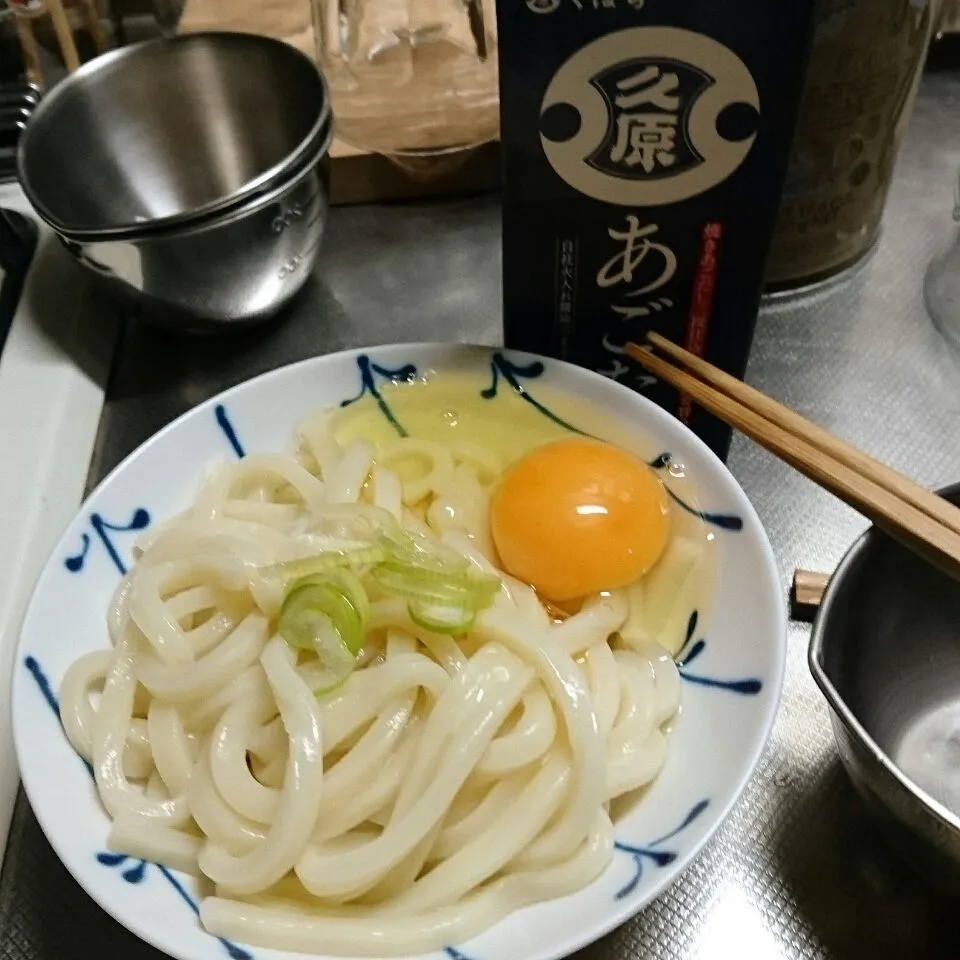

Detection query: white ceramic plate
(12, 343), (785, 960)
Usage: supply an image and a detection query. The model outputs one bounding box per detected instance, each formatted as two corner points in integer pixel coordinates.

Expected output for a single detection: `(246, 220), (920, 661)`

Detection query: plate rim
(11, 340), (787, 960)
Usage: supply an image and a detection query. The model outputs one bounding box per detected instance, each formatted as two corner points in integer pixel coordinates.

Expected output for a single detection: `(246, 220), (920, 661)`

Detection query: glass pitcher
(310, 0), (498, 171)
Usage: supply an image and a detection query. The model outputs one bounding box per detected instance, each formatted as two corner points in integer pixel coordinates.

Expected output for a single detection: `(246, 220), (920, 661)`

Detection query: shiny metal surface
(810, 482), (960, 892)
(17, 33), (331, 237)
(0, 85), (40, 110)
(0, 82), (38, 184)
(57, 128), (332, 329)
(0, 108), (30, 131)
(7, 64), (960, 960)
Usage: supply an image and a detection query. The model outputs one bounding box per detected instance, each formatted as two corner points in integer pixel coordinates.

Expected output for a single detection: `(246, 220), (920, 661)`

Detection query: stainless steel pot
(17, 33), (331, 238)
(17, 32), (335, 328)
(809, 481), (960, 892)
(59, 128), (332, 329)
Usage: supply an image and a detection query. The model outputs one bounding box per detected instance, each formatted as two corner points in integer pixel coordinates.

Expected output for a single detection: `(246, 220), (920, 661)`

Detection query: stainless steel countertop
(5, 60), (960, 960)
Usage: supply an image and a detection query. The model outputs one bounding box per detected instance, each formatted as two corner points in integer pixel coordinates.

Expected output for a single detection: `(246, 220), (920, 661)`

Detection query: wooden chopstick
(13, 12), (44, 89)
(624, 338), (960, 582)
(790, 569), (830, 622)
(46, 0), (81, 72)
(646, 332), (960, 536)
(75, 0), (111, 54)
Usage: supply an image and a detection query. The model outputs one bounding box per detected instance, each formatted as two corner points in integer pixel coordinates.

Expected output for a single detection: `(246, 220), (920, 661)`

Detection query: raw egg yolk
(490, 438), (670, 602)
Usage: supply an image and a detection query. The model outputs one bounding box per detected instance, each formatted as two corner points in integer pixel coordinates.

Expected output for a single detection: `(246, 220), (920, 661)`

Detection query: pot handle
(61, 238), (116, 276)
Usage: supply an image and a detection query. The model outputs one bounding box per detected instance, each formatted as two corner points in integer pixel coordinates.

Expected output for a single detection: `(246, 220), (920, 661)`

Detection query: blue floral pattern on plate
(613, 800), (710, 900)
(38, 348), (764, 960)
(216, 403), (246, 458)
(647, 453), (743, 531)
(95, 854), (253, 960)
(677, 612), (762, 696)
(341, 355), (419, 436)
(63, 508), (151, 575)
(481, 352), (588, 435)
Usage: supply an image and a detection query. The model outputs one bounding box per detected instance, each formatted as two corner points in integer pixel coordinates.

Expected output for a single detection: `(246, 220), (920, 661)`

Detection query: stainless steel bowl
(810, 483), (960, 889)
(60, 119), (332, 329)
(17, 32), (331, 238)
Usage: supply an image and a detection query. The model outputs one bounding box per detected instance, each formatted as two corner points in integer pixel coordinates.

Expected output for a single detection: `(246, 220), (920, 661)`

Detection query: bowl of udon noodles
(12, 343), (784, 960)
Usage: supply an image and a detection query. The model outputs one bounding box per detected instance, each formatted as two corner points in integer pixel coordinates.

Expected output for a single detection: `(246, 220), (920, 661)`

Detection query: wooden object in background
(75, 0), (109, 53)
(790, 570), (830, 623)
(328, 138), (500, 205)
(45, 0), (80, 70)
(178, 0), (315, 58)
(12, 12), (44, 87)
(9, 0), (111, 87)
(178, 0), (500, 205)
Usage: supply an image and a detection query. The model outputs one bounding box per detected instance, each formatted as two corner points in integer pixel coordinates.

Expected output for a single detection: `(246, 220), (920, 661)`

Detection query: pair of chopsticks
(626, 334), (960, 583)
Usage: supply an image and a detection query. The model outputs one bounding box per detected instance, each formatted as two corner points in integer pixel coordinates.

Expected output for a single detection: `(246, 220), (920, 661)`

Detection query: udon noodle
(59, 410), (687, 956)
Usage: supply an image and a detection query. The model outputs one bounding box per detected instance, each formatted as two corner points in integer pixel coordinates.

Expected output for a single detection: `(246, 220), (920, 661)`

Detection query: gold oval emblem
(540, 27), (760, 206)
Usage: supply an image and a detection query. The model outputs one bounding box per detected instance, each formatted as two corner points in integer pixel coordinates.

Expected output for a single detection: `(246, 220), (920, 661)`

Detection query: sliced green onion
(297, 659), (350, 697)
(277, 521), (501, 658)
(309, 504), (403, 542)
(375, 561), (502, 604)
(379, 529), (466, 573)
(310, 670), (350, 697)
(278, 575), (369, 695)
(409, 602), (478, 635)
(272, 542), (386, 581)
(282, 575), (366, 654)
(329, 568), (370, 622)
(376, 555), (485, 584)
(369, 536), (499, 636)
(370, 564), (498, 608)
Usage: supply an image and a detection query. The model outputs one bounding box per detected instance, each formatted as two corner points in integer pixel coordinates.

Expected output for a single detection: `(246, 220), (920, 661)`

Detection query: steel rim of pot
(17, 32), (332, 240)
(808, 485), (960, 840)
(50, 115), (334, 245)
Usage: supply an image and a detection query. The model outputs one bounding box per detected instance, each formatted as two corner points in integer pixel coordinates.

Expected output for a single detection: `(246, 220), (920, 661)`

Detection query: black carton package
(496, 1), (817, 459)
